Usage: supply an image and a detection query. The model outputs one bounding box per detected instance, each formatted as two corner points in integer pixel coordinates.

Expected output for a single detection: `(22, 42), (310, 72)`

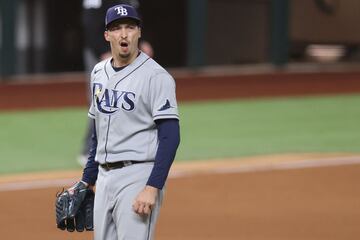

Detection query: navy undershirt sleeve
(82, 119), (99, 186)
(146, 119), (180, 189)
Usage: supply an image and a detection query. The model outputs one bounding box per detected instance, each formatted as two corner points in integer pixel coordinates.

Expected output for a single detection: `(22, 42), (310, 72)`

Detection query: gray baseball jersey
(88, 52), (179, 164)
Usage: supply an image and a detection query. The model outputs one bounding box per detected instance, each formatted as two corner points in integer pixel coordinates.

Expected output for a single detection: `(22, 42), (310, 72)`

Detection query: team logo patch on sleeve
(158, 99), (174, 111)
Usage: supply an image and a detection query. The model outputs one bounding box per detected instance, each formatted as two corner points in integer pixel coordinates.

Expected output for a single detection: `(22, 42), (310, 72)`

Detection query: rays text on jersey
(93, 83), (135, 114)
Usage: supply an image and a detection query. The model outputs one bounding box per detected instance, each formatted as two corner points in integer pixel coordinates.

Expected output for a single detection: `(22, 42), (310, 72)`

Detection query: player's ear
(104, 31), (110, 42)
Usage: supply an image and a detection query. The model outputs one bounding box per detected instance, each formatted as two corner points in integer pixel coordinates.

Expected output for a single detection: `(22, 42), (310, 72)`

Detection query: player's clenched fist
(132, 185), (159, 216)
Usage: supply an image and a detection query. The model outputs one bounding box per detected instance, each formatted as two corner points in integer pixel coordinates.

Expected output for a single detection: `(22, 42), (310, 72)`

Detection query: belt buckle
(123, 161), (133, 167)
(104, 162), (111, 170)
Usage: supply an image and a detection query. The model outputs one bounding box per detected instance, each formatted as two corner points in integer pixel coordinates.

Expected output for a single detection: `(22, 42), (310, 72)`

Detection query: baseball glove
(55, 181), (94, 232)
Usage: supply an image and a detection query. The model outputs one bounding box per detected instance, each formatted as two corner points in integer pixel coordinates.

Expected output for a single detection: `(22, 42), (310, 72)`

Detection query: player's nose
(119, 29), (127, 39)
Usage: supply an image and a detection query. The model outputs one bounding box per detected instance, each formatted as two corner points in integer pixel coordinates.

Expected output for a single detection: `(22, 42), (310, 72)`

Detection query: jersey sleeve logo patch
(158, 99), (174, 111)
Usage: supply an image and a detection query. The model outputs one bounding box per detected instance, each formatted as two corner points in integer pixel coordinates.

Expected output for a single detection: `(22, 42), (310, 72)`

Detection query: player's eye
(108, 25), (122, 31)
(127, 24), (136, 30)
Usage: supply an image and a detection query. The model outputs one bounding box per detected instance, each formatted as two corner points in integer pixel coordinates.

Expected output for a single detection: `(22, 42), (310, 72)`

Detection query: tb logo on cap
(114, 6), (128, 16)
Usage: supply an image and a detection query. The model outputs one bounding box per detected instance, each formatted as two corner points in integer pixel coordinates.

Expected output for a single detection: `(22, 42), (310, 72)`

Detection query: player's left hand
(55, 181), (94, 232)
(132, 185), (158, 216)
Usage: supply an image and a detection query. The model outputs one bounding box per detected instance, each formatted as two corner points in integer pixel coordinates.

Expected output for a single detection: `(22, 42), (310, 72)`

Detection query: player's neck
(112, 51), (140, 68)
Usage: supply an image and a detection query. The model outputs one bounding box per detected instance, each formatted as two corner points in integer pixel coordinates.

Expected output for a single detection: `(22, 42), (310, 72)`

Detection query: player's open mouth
(120, 42), (129, 52)
(120, 42), (128, 47)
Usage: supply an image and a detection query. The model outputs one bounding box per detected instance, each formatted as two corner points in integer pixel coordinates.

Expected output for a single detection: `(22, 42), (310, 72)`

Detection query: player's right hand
(132, 185), (158, 216)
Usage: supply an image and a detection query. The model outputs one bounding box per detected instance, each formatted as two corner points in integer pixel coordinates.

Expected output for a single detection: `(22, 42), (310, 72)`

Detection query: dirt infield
(1, 154), (360, 240)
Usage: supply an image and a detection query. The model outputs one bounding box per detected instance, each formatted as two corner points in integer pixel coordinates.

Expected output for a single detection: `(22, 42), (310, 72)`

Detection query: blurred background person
(79, 0), (154, 166)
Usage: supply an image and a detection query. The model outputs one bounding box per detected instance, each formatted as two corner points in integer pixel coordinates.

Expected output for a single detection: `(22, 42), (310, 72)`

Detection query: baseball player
(55, 4), (180, 240)
(79, 0), (154, 167)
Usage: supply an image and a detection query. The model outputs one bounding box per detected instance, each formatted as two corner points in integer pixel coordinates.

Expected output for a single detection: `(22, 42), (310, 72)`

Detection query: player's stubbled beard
(118, 50), (130, 59)
(118, 39), (133, 58)
(118, 38), (138, 59)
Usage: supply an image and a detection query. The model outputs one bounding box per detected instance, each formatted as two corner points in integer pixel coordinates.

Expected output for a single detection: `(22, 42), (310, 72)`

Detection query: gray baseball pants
(94, 162), (163, 240)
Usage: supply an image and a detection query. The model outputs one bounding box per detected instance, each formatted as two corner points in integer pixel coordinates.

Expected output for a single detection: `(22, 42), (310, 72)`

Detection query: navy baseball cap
(105, 4), (141, 29)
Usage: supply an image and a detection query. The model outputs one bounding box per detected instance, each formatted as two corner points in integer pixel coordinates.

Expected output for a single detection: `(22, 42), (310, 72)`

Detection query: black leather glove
(55, 181), (94, 232)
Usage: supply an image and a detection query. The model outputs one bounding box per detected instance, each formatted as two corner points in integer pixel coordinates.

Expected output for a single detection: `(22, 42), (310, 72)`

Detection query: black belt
(100, 160), (154, 171)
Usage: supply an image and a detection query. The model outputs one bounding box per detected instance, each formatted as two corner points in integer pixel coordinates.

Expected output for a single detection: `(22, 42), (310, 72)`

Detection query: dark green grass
(0, 109), (88, 173)
(0, 94), (359, 174)
(178, 95), (360, 160)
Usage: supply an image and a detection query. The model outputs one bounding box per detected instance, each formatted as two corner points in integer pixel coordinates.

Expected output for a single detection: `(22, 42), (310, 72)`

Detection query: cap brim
(106, 17), (141, 29)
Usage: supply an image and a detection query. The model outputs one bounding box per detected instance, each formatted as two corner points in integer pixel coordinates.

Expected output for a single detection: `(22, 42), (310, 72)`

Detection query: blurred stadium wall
(1, 0), (360, 78)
